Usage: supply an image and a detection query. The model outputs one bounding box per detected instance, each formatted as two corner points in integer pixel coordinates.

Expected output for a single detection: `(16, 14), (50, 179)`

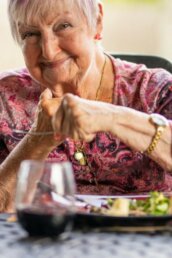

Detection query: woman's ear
(98, 2), (104, 17)
(95, 2), (104, 39)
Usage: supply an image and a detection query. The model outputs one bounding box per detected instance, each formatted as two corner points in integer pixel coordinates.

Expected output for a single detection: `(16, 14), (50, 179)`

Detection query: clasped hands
(32, 88), (109, 144)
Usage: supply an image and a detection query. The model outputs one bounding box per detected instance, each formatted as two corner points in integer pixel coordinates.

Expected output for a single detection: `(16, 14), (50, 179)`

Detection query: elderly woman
(0, 0), (172, 212)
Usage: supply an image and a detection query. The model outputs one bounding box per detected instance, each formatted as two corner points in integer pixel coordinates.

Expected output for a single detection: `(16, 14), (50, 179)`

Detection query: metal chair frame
(110, 53), (172, 73)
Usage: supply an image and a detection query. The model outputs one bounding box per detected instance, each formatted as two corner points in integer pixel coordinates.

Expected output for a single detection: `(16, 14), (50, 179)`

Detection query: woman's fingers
(59, 97), (79, 138)
(39, 88), (53, 100)
(51, 93), (100, 141)
(52, 101), (65, 133)
(52, 95), (77, 138)
(39, 89), (62, 116)
(33, 88), (62, 134)
(53, 95), (95, 140)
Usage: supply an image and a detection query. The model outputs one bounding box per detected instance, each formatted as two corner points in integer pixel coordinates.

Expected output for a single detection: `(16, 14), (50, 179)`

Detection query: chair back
(110, 53), (172, 73)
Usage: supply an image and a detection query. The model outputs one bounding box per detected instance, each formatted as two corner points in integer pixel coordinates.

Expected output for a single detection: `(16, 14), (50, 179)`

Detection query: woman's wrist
(97, 103), (128, 133)
(102, 105), (151, 151)
(25, 133), (59, 158)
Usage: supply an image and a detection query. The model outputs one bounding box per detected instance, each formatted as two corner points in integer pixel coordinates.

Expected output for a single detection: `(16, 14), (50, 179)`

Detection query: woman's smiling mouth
(40, 57), (70, 69)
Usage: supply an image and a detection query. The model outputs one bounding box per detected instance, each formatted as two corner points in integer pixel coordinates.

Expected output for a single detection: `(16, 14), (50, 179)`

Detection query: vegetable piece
(105, 198), (130, 216)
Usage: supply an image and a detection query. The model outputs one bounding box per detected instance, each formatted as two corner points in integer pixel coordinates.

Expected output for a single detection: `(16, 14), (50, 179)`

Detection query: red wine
(17, 207), (74, 237)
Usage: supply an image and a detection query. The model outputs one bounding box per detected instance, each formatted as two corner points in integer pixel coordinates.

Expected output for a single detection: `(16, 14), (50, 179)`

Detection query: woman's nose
(41, 34), (61, 60)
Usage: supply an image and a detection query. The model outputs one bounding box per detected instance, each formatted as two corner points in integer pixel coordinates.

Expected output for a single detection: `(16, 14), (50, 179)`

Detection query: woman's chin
(43, 73), (68, 85)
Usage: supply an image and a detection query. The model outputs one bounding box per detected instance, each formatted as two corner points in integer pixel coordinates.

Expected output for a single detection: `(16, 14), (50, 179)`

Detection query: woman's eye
(22, 31), (40, 40)
(58, 23), (71, 31)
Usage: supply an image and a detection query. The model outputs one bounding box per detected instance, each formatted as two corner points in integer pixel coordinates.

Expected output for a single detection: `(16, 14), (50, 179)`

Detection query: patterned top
(1, 56), (172, 195)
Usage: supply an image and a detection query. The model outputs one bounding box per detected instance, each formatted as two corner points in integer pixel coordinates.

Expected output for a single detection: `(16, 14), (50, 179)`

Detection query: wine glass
(15, 160), (76, 237)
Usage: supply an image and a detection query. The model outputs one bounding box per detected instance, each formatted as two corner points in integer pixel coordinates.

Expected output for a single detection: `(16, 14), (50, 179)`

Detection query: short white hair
(8, 0), (100, 44)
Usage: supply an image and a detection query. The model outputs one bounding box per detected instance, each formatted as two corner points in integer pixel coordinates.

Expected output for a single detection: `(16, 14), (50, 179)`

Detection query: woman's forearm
(103, 105), (172, 171)
(0, 134), (59, 212)
(52, 95), (172, 170)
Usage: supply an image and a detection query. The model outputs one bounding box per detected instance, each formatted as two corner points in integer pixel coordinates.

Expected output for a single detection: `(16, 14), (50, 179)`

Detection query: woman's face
(18, 3), (98, 94)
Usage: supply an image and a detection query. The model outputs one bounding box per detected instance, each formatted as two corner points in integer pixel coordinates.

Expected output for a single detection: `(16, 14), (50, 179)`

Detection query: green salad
(129, 191), (170, 216)
(90, 192), (172, 216)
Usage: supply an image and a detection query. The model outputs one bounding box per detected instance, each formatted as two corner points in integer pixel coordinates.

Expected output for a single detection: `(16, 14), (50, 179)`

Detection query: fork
(37, 181), (102, 208)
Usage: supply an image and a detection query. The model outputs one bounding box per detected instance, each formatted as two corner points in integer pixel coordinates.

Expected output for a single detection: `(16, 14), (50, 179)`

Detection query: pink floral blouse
(1, 56), (172, 195)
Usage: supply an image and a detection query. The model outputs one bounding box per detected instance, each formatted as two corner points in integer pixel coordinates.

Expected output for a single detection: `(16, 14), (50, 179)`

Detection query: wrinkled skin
(53, 92), (114, 142)
(35, 88), (112, 143)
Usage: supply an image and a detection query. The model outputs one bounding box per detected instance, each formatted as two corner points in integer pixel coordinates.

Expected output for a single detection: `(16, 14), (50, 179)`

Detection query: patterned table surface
(1, 213), (172, 258)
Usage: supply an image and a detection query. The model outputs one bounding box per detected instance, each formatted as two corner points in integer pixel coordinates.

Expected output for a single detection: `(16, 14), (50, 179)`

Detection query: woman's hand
(30, 88), (65, 146)
(52, 93), (112, 142)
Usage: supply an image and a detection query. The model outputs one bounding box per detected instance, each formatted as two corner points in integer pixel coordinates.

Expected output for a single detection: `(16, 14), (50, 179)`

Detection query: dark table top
(1, 213), (172, 258)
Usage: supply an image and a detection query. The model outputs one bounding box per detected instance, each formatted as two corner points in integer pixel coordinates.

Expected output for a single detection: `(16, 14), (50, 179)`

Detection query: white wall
(102, 0), (172, 59)
(0, 0), (24, 71)
(0, 0), (172, 72)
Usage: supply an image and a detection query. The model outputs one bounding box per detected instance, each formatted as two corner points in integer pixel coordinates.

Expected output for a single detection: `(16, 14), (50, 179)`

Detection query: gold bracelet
(145, 113), (168, 156)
